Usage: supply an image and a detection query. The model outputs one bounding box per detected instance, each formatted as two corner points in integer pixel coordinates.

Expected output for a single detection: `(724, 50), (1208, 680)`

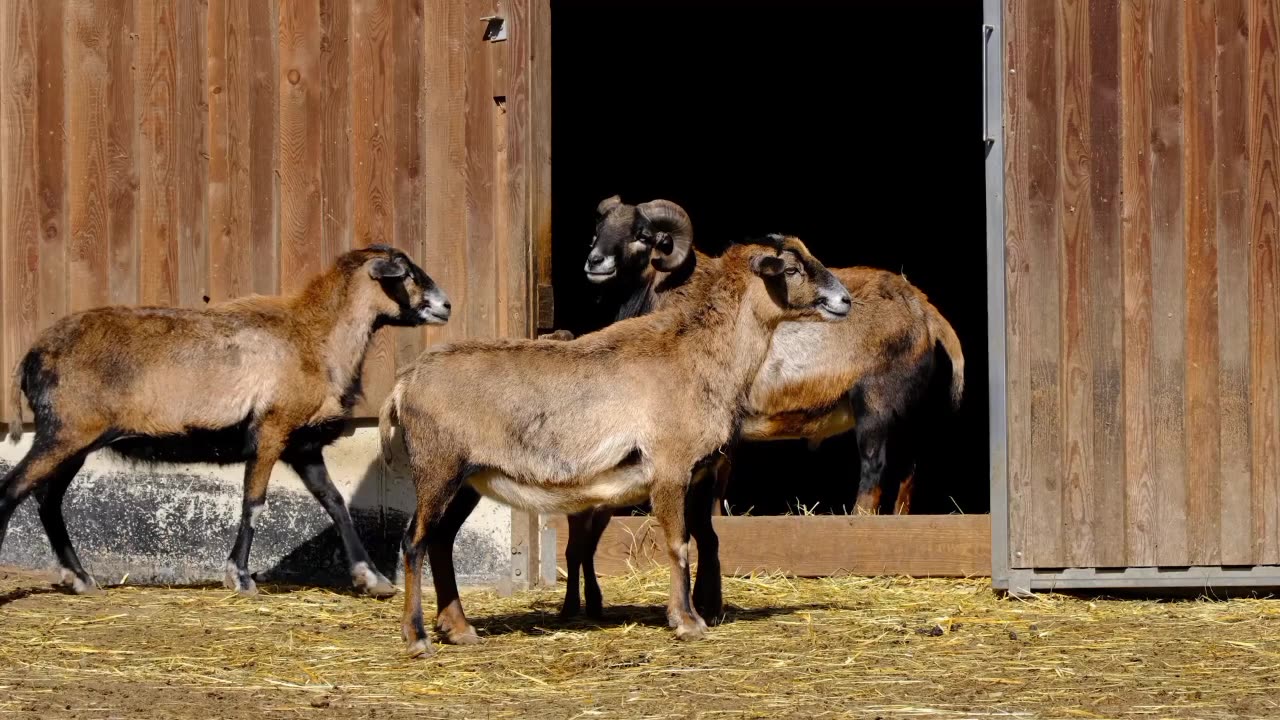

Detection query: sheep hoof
(674, 621), (706, 641)
(364, 577), (398, 598)
(444, 626), (483, 646)
(223, 562), (258, 596)
(405, 638), (435, 658)
(58, 569), (103, 596)
(352, 562), (398, 598)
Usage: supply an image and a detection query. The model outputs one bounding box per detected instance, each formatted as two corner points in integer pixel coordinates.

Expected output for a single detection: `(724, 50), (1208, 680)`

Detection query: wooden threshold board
(544, 514), (992, 579)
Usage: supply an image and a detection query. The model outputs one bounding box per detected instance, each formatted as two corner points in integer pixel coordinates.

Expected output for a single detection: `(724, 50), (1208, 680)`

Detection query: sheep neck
(291, 270), (381, 402)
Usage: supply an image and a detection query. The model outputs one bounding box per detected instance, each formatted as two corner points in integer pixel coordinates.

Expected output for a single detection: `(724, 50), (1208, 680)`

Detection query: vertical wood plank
(530, 0), (551, 337)
(139, 0), (179, 306)
(422, 0), (467, 349)
(507, 0), (530, 339)
(1249, 0), (1280, 565)
(1215, 0), (1253, 565)
(1120, 0), (1157, 567)
(1058, 0), (1097, 567)
(352, 0), (397, 414)
(208, 0), (246, 303)
(394, 0), (425, 364)
(1183, 0), (1223, 565)
(1004, 0), (1035, 568)
(67, 0), (112, 312)
(491, 5), (511, 340)
(1149, 0), (1189, 566)
(279, 0), (321, 295)
(175, 0), (207, 308)
(464, 0), (496, 342)
(319, 0), (351, 268)
(1025, 0), (1064, 567)
(248, 0), (278, 295)
(1087, 0), (1125, 567)
(107, 0), (138, 307)
(35, 0), (66, 333)
(1, 0), (39, 424)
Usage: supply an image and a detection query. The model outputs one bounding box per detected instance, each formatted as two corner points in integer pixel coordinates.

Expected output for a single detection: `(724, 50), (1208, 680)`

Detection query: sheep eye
(785, 267), (800, 277)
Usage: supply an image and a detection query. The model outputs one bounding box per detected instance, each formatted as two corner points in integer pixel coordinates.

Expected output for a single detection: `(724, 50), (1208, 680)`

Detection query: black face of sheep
(585, 196), (693, 285)
(365, 245), (452, 328)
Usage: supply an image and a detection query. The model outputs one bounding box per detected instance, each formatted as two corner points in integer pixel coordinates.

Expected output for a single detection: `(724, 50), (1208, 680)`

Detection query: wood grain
(1004, 0), (1033, 570)
(319, 0), (351, 268)
(107, 0), (138, 307)
(248, 0), (278, 296)
(1149, 0), (1189, 566)
(1120, 0), (1157, 567)
(1215, 0), (1253, 566)
(530, 0), (552, 335)
(1, 0), (39, 424)
(351, 0), (397, 415)
(1183, 0), (1223, 566)
(35, 0), (66, 334)
(175, 0), (207, 308)
(421, 0), (467, 350)
(547, 515), (993, 579)
(394, 0), (425, 365)
(1058, 0), (1097, 567)
(1087, 0), (1125, 567)
(464, 0), (496, 342)
(506, 0), (531, 339)
(67, 0), (112, 312)
(1025, 0), (1064, 568)
(1249, 0), (1280, 564)
(139, 0), (179, 306)
(279, 0), (321, 295)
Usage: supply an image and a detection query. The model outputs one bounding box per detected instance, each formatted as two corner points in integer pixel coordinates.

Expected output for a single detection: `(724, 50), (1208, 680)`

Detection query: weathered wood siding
(1006, 0), (1280, 568)
(0, 0), (540, 423)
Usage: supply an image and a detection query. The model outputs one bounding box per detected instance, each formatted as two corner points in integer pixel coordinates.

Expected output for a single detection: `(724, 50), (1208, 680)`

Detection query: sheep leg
(426, 486), (483, 646)
(559, 509), (591, 619)
(650, 475), (706, 641)
(224, 431), (287, 596)
(400, 505), (433, 657)
(689, 458), (724, 624)
(33, 451), (99, 595)
(286, 452), (396, 597)
(0, 436), (93, 569)
(895, 464), (916, 515)
(579, 508), (611, 619)
(853, 426), (887, 515)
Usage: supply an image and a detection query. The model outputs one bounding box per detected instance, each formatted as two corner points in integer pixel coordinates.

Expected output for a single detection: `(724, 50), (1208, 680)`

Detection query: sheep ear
(751, 254), (785, 278)
(370, 257), (407, 279)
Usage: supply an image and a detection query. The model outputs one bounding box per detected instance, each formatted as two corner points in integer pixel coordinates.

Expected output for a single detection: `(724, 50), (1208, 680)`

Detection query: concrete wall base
(0, 425), (512, 589)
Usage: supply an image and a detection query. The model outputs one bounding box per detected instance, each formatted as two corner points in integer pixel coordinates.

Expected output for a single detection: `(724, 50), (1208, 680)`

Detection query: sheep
(0, 245), (450, 598)
(378, 233), (852, 657)
(555, 196), (965, 622)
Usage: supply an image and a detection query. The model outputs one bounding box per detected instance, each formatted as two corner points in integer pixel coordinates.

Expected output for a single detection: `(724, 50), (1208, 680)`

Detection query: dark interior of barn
(549, 0), (988, 515)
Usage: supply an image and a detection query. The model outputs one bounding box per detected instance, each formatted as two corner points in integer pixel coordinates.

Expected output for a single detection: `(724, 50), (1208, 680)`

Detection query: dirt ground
(0, 564), (1277, 719)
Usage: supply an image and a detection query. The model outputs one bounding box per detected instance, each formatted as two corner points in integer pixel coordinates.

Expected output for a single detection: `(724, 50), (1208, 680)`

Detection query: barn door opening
(547, 0), (988, 522)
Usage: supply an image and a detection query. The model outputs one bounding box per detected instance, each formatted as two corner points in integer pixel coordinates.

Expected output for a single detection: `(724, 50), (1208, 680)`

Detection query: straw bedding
(0, 564), (1276, 719)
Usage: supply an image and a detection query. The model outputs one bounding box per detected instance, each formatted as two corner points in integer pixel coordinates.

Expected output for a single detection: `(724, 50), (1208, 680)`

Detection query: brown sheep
(379, 234), (852, 657)
(557, 197), (965, 622)
(1, 245), (450, 598)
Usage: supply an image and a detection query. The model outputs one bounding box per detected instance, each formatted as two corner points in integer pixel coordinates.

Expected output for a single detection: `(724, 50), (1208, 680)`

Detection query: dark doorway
(549, 0), (989, 515)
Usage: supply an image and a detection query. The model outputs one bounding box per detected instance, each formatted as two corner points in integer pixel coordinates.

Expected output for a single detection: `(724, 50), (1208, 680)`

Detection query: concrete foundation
(0, 424), (511, 590)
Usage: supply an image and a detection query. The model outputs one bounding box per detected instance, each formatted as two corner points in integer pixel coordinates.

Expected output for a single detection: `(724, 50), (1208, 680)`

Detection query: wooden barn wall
(0, 0), (538, 424)
(1005, 0), (1280, 569)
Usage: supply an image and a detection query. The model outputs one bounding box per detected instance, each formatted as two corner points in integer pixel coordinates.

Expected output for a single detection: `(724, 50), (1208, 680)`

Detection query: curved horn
(635, 199), (693, 272)
(596, 194), (624, 217)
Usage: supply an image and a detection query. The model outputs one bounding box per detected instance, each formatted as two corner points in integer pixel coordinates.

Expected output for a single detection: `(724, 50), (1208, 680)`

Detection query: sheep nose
(587, 251), (606, 266)
(442, 300), (452, 311)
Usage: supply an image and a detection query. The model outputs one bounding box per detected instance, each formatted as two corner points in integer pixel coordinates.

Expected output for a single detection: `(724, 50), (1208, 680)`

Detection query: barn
(0, 0), (1275, 596)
